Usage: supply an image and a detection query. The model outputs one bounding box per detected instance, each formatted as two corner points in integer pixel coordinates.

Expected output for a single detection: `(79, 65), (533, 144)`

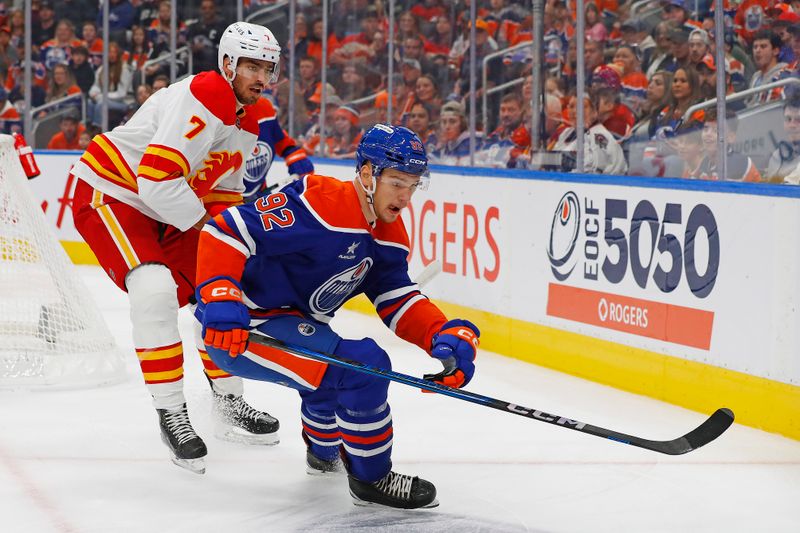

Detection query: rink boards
(32, 151), (800, 440)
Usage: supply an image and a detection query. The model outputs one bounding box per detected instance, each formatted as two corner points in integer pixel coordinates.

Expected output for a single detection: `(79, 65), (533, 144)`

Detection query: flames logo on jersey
(547, 192), (581, 281)
(187, 150), (243, 194)
(245, 140), (274, 184)
(310, 258), (373, 314)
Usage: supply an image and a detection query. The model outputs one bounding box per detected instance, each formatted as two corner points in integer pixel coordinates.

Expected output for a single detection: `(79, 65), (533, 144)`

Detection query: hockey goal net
(0, 134), (126, 389)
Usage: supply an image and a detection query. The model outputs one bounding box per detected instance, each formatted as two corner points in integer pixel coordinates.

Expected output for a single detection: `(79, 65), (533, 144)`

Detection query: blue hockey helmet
(356, 124), (430, 189)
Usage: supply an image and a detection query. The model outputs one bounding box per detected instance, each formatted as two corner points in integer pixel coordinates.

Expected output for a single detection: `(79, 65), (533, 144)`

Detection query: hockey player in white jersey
(71, 22), (283, 474)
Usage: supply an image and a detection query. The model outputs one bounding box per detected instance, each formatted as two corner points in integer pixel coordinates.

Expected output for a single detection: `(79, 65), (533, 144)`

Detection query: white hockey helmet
(218, 21), (281, 83)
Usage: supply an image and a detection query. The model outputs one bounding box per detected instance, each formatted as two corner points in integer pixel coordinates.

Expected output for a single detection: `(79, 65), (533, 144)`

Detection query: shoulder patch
(189, 71), (237, 125)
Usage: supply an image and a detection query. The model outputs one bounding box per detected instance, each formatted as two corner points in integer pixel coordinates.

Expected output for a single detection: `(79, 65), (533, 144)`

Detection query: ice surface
(0, 266), (797, 532)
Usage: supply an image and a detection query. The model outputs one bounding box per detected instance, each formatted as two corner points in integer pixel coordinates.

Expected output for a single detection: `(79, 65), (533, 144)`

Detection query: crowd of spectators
(5, 0), (800, 184)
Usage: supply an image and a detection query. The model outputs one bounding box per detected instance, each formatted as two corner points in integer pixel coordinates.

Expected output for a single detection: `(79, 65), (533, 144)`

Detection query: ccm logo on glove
(210, 286), (241, 299)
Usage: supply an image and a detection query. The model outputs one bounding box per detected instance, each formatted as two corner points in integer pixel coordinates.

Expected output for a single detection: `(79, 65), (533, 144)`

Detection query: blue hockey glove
(284, 146), (314, 177)
(196, 277), (250, 357)
(426, 319), (480, 388)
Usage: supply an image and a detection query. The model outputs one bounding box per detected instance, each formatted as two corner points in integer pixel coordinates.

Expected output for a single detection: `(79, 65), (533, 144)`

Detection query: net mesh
(0, 135), (126, 389)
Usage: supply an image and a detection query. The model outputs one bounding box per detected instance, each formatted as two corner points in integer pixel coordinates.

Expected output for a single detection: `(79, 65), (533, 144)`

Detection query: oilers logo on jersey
(246, 140), (274, 184)
(310, 258), (373, 313)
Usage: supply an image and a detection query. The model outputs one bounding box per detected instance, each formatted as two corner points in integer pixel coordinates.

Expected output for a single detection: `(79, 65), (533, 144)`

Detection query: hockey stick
(248, 332), (734, 455)
(414, 260), (442, 288)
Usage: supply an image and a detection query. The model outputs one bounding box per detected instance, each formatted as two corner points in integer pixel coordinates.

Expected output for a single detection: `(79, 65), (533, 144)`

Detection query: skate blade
(349, 491), (440, 509)
(214, 424), (280, 446)
(306, 463), (345, 476)
(170, 456), (206, 475)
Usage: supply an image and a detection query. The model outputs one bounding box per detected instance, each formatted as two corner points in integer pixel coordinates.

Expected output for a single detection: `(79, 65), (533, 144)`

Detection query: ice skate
(213, 392), (280, 445)
(157, 404), (207, 474)
(302, 431), (343, 475)
(348, 471), (439, 509)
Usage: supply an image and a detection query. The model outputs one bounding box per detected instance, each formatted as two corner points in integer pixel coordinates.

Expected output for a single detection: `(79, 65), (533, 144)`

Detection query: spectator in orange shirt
(47, 107), (85, 150)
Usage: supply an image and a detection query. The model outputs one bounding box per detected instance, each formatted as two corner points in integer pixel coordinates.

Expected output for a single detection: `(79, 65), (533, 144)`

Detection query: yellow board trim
(343, 295), (800, 441)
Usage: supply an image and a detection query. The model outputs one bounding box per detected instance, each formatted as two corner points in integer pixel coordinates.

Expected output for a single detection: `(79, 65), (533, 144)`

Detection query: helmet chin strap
(355, 166), (378, 227)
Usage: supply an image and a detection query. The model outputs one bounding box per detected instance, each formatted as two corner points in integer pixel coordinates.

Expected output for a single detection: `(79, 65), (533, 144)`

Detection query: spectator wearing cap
(0, 87), (21, 135)
(693, 108), (761, 182)
(47, 107), (85, 150)
(765, 96), (800, 183)
(645, 21), (675, 78)
(429, 100), (472, 166)
(620, 20), (656, 69)
(688, 29), (710, 68)
(549, 93), (628, 175)
(749, 29), (787, 105)
(450, 17), (499, 98)
(0, 25), (18, 74)
(329, 105), (364, 159)
(40, 19), (83, 71)
(772, 9), (800, 63)
(613, 44), (648, 117)
(32, 1), (56, 46)
(665, 0), (702, 32)
(695, 53), (743, 110)
(591, 65), (635, 141)
(401, 57), (423, 92)
(663, 27), (692, 72)
(302, 93), (343, 156)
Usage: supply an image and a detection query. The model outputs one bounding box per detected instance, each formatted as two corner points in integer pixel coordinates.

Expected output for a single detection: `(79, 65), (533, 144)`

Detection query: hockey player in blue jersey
(194, 124), (481, 509)
(244, 97), (314, 201)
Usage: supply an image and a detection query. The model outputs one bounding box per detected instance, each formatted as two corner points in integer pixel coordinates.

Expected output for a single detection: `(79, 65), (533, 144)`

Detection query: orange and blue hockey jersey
(71, 71), (259, 231)
(243, 97), (308, 199)
(197, 174), (448, 359)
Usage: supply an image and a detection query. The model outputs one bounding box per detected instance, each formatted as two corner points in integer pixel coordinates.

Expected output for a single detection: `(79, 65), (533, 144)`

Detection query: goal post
(0, 134), (127, 389)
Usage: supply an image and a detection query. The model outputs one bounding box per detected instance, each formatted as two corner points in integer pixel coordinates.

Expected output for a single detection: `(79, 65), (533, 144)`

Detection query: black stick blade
(654, 408), (735, 455)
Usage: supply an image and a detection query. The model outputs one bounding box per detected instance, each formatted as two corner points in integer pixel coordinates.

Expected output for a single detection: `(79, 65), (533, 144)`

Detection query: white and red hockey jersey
(71, 71), (260, 231)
